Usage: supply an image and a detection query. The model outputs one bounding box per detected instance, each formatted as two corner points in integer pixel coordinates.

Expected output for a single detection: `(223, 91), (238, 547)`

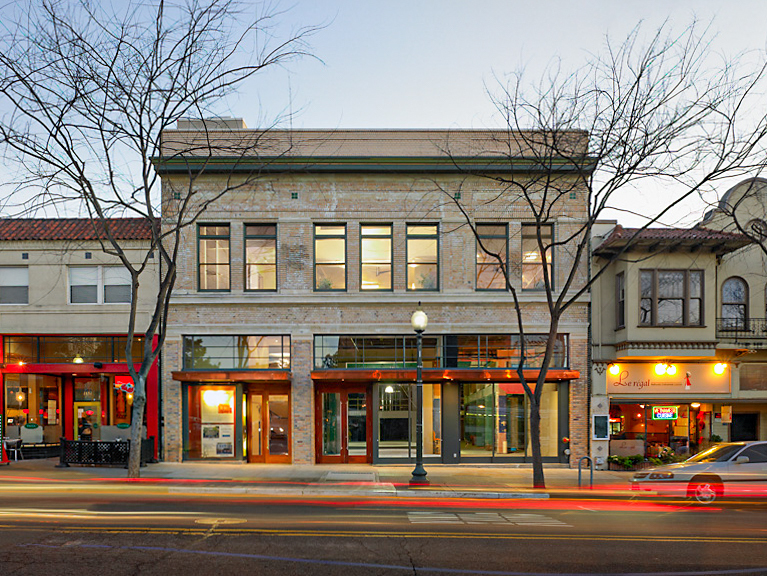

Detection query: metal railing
(57, 436), (155, 467)
(716, 318), (767, 344)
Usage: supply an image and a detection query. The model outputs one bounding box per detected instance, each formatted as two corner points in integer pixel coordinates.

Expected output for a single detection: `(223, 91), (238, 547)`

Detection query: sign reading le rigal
(605, 363), (730, 395)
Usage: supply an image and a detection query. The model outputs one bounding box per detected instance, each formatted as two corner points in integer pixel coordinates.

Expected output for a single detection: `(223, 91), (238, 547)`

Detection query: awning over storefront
(171, 370), (291, 383)
(310, 368), (579, 384)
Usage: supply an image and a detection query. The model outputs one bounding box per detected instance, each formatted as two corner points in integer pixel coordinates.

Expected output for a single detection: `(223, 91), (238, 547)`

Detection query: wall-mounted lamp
(608, 363), (620, 376)
(654, 362), (677, 376)
(713, 363), (727, 375)
(73, 355), (84, 364)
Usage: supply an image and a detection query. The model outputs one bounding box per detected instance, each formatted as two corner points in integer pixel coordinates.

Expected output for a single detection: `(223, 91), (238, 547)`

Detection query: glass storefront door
(74, 402), (101, 440)
(247, 387), (290, 463)
(377, 383), (442, 460)
(316, 386), (371, 463)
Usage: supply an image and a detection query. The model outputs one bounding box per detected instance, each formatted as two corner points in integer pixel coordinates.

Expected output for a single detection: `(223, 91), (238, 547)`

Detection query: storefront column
(441, 382), (460, 463)
(291, 335), (314, 464)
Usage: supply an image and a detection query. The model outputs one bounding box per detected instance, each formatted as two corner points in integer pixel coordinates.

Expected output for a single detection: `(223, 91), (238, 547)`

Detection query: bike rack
(578, 455), (594, 488)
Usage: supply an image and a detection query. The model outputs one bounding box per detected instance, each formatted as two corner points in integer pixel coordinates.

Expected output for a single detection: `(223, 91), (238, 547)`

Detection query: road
(0, 484), (766, 575)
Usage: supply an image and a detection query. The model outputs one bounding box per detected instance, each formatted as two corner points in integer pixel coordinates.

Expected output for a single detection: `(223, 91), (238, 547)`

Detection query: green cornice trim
(151, 155), (595, 175)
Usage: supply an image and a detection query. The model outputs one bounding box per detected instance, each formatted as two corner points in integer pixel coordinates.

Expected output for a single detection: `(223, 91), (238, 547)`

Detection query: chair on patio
(5, 438), (23, 461)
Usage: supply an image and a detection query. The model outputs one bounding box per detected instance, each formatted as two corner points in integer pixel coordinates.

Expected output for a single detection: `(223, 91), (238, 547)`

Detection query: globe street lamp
(410, 303), (429, 485)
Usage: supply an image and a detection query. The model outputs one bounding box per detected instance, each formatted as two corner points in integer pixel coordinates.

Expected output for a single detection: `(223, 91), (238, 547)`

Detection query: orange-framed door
(315, 385), (372, 463)
(247, 385), (291, 463)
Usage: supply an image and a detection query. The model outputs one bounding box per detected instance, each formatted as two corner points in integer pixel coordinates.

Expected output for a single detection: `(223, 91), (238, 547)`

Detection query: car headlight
(649, 472), (674, 479)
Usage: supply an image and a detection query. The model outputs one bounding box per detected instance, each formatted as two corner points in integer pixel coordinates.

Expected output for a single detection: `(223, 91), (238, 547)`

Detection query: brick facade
(159, 127), (591, 467)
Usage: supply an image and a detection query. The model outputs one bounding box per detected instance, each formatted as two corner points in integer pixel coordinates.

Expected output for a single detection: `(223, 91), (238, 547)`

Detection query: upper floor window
(522, 224), (553, 290)
(315, 224), (346, 291)
(245, 224), (277, 291)
(639, 269), (703, 326)
(616, 272), (625, 329)
(198, 225), (230, 291)
(69, 266), (131, 304)
(407, 224), (438, 291)
(0, 266), (28, 304)
(721, 277), (748, 330)
(360, 224), (392, 290)
(476, 224), (507, 290)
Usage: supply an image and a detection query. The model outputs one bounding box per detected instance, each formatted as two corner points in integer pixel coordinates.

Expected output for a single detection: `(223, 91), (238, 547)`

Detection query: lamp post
(410, 303), (429, 485)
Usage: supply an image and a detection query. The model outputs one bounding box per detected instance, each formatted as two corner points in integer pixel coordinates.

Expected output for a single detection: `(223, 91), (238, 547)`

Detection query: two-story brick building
(0, 219), (160, 454)
(156, 122), (591, 466)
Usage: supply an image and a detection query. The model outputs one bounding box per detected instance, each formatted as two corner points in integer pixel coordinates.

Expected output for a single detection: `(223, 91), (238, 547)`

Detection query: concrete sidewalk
(0, 458), (636, 499)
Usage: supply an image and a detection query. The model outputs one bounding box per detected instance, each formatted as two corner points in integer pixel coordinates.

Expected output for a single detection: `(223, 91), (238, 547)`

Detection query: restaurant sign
(606, 363), (730, 395)
(652, 406), (678, 420)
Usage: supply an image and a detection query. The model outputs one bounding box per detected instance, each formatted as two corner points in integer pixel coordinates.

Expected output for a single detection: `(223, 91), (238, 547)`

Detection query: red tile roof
(0, 218), (153, 241)
(595, 225), (751, 256)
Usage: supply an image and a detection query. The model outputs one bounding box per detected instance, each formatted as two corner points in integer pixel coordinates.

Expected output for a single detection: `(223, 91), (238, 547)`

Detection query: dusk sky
(233, 1), (767, 227)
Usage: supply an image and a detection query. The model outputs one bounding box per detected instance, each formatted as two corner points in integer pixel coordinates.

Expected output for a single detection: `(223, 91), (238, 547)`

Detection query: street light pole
(410, 304), (429, 485)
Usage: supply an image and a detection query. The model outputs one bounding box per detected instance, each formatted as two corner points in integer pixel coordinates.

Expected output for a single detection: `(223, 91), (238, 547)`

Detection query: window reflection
(377, 384), (441, 459)
(361, 225), (392, 290)
(476, 224), (507, 290)
(315, 225), (346, 290)
(183, 335), (290, 370)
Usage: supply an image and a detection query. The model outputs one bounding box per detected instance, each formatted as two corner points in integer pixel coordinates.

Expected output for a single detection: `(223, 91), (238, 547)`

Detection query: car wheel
(689, 477), (722, 504)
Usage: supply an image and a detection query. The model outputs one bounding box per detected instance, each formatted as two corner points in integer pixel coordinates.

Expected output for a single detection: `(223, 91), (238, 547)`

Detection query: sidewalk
(0, 458), (636, 499)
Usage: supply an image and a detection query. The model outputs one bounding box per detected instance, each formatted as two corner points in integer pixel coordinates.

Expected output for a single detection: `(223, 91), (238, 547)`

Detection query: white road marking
(407, 511), (571, 527)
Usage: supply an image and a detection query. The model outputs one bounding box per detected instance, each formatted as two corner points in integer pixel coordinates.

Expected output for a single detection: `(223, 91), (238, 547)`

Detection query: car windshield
(685, 444), (744, 463)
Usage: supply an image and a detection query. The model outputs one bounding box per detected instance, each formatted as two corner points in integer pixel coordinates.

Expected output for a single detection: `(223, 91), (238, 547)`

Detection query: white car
(630, 441), (767, 503)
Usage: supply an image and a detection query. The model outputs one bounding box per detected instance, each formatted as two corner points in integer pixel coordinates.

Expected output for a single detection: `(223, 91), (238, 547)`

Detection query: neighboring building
(0, 219), (160, 454)
(590, 212), (767, 469)
(157, 123), (591, 466)
(701, 178), (767, 444)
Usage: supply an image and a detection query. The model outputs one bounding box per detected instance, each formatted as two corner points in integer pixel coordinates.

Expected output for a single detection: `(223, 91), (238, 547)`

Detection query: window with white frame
(69, 266), (131, 304)
(0, 267), (29, 304)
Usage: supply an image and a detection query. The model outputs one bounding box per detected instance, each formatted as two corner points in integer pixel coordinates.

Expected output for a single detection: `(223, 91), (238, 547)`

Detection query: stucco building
(591, 181), (767, 468)
(0, 219), (160, 454)
(157, 122), (591, 466)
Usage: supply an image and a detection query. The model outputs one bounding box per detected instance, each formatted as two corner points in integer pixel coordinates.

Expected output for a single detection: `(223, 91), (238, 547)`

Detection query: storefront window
(460, 382), (559, 458)
(377, 383), (441, 459)
(4, 374), (61, 443)
(609, 402), (710, 461)
(3, 335), (143, 364)
(183, 335), (290, 370)
(187, 385), (236, 458)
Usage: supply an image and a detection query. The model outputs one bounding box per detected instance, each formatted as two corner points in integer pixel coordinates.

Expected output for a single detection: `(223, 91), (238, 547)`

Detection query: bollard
(578, 456), (593, 488)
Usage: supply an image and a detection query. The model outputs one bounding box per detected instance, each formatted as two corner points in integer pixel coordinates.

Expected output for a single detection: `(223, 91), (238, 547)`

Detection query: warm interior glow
(203, 389), (231, 407)
(73, 355), (84, 364)
(384, 385), (394, 394)
(714, 363), (727, 375)
(691, 402), (701, 408)
(654, 363), (667, 376)
(608, 363), (620, 376)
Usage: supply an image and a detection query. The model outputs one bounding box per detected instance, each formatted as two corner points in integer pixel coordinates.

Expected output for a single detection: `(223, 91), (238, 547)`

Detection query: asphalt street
(0, 485), (766, 575)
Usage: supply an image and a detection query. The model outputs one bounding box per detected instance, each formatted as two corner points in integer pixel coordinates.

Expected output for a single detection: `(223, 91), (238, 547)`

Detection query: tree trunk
(127, 374), (147, 478)
(529, 398), (545, 488)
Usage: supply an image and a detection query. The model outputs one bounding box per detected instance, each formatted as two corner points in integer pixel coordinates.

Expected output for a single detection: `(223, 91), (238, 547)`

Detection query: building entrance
(246, 385), (290, 463)
(315, 385), (371, 463)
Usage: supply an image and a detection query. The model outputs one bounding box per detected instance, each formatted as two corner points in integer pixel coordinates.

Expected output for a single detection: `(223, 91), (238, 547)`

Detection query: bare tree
(0, 0), (314, 476)
(438, 24), (767, 488)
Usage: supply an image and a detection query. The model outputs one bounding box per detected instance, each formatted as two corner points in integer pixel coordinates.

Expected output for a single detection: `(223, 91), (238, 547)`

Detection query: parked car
(630, 441), (767, 503)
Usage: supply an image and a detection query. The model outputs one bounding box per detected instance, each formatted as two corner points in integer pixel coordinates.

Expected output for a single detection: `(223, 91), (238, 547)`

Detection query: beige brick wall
(161, 170), (591, 465)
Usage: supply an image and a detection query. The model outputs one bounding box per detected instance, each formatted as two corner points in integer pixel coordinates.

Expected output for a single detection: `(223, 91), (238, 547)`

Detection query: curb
(165, 485), (550, 499)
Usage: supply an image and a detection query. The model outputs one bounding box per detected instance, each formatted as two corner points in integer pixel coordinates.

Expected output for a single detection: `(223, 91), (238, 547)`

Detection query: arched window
(722, 277), (748, 330)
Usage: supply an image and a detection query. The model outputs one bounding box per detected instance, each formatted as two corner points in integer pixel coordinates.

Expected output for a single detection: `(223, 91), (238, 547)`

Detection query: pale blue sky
(238, 1), (767, 131)
(226, 2), (767, 226)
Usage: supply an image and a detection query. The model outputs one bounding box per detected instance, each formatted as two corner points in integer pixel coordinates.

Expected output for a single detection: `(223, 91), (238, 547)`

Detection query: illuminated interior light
(384, 385), (394, 394)
(73, 355), (84, 364)
(665, 364), (677, 376)
(17, 361), (24, 366)
(713, 363), (727, 375)
(203, 389), (230, 407)
(608, 363), (620, 376)
(691, 402), (701, 408)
